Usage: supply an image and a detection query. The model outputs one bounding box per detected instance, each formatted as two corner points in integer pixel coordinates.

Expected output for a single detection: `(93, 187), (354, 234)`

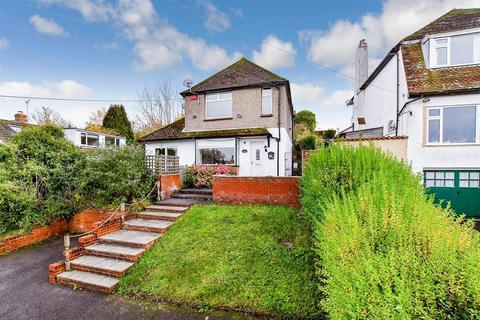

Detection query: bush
(302, 144), (480, 319)
(0, 181), (37, 233)
(299, 133), (318, 150)
(77, 145), (153, 208)
(183, 165), (236, 188)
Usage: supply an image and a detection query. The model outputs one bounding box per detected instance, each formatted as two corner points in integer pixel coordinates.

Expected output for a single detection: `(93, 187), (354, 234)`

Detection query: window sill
(423, 143), (480, 147)
(260, 114), (273, 117)
(204, 117), (233, 122)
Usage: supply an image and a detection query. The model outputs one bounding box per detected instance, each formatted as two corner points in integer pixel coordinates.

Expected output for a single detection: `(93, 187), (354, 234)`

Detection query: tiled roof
(404, 9), (480, 41)
(402, 43), (480, 97)
(181, 58), (287, 96)
(0, 121), (15, 143)
(139, 117), (271, 142)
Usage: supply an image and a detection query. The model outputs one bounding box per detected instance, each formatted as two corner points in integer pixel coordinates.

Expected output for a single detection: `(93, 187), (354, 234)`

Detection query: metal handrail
(63, 181), (160, 270)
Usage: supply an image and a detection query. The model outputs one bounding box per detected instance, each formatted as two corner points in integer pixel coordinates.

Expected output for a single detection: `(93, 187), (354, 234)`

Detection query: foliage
(183, 164), (236, 188)
(293, 122), (310, 143)
(119, 205), (321, 318)
(295, 110), (316, 130)
(301, 144), (480, 319)
(102, 104), (134, 142)
(320, 129), (336, 140)
(77, 145), (153, 208)
(299, 133), (318, 150)
(84, 124), (119, 136)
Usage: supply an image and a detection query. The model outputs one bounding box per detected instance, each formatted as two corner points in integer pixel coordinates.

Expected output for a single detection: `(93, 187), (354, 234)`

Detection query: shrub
(183, 164), (236, 188)
(77, 145), (153, 207)
(0, 181), (37, 233)
(302, 144), (480, 319)
(299, 133), (318, 150)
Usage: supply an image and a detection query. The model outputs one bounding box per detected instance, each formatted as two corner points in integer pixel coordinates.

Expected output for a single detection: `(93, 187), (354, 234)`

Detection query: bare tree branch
(32, 106), (73, 127)
(86, 107), (107, 126)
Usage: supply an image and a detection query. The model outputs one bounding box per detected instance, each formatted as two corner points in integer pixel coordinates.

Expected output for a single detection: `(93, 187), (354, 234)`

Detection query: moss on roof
(139, 117), (270, 142)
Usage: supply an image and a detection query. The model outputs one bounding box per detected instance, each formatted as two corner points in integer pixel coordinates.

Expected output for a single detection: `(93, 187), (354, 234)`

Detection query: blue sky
(0, 0), (478, 130)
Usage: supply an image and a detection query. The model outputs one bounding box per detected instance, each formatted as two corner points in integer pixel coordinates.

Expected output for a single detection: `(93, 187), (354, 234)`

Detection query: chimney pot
(14, 111), (28, 124)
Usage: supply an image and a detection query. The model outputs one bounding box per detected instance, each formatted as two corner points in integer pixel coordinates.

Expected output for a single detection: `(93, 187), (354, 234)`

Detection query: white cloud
(41, 0), (241, 72)
(94, 41), (119, 51)
(0, 80), (93, 98)
(0, 38), (9, 49)
(300, 0), (480, 68)
(290, 83), (325, 107)
(198, 0), (231, 33)
(30, 15), (68, 36)
(252, 35), (296, 69)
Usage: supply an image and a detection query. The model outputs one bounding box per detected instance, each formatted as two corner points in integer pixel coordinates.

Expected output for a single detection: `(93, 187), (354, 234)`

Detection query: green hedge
(301, 144), (480, 319)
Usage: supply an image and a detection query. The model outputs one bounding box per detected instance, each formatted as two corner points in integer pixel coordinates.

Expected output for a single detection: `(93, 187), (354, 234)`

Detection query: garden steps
(70, 255), (134, 278)
(53, 195), (200, 294)
(122, 218), (173, 233)
(171, 193), (213, 200)
(56, 270), (119, 294)
(179, 188), (213, 196)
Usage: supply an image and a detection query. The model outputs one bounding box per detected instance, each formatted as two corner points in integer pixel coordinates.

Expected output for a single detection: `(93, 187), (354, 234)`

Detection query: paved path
(0, 237), (252, 320)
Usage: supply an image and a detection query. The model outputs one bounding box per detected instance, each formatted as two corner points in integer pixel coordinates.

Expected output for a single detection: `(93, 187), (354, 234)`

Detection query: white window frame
(261, 88), (273, 115)
(105, 136), (121, 147)
(205, 91), (232, 120)
(431, 37), (450, 68)
(428, 31), (480, 68)
(80, 132), (100, 147)
(426, 105), (480, 145)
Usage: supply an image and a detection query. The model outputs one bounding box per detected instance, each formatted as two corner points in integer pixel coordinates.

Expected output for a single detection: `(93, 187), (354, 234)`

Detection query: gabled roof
(0, 121), (16, 143)
(359, 9), (480, 97)
(180, 58), (287, 96)
(138, 117), (271, 142)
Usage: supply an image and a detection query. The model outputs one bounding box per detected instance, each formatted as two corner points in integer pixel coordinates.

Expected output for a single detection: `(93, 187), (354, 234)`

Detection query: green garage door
(424, 170), (480, 218)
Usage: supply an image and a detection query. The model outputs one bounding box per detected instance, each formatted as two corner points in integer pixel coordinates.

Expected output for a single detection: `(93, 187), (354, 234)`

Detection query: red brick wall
(69, 208), (132, 233)
(212, 176), (301, 207)
(157, 174), (181, 200)
(0, 220), (69, 255)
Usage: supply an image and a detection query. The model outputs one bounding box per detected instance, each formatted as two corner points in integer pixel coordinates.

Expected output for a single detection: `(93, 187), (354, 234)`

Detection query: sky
(1, 0), (479, 130)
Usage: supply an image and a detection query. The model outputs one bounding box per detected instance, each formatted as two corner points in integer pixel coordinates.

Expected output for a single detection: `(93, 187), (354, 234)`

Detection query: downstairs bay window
(196, 139), (235, 165)
(427, 105), (479, 144)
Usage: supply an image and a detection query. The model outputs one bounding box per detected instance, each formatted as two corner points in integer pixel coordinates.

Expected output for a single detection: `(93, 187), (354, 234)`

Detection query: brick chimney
(14, 111), (28, 124)
(355, 39), (368, 91)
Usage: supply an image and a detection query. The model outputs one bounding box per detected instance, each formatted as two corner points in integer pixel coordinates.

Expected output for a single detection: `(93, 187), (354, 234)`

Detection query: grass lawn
(118, 205), (321, 318)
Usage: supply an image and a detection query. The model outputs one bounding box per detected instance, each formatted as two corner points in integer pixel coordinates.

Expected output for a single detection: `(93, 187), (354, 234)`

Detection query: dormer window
(427, 31), (480, 68)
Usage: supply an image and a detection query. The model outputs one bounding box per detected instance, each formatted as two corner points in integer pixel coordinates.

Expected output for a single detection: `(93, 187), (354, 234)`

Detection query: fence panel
(146, 155), (179, 175)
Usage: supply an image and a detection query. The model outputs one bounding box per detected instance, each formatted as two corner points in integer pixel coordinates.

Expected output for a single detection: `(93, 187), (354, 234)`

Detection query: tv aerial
(182, 79), (193, 92)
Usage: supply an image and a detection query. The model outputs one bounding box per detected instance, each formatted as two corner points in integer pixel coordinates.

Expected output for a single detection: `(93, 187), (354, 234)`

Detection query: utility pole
(25, 98), (31, 122)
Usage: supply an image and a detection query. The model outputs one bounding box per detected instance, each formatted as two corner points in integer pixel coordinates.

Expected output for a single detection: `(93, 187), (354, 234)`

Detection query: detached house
(344, 9), (480, 217)
(140, 58), (294, 176)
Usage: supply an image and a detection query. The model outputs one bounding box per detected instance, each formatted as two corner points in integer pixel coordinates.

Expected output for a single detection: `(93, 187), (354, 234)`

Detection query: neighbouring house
(343, 9), (480, 217)
(139, 58), (294, 176)
(0, 111), (126, 148)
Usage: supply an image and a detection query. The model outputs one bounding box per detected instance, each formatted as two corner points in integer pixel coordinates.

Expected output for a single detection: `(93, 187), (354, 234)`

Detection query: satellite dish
(387, 120), (396, 133)
(183, 79), (193, 89)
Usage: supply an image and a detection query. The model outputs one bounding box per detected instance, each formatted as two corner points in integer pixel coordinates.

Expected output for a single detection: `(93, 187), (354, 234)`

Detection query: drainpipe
(276, 86), (281, 176)
(395, 52), (400, 137)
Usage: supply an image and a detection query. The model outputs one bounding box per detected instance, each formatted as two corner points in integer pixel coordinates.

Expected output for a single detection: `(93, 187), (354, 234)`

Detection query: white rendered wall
(144, 140), (196, 166)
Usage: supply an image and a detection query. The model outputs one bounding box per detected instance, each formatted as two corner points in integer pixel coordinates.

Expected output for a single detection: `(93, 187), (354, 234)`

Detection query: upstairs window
(80, 132), (99, 147)
(427, 106), (478, 144)
(429, 32), (480, 68)
(205, 92), (232, 119)
(262, 88), (272, 114)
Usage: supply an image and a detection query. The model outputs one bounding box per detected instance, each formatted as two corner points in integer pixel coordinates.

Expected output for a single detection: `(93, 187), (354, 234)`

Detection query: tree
(322, 129), (337, 140)
(135, 81), (183, 132)
(86, 107), (107, 126)
(294, 122), (311, 144)
(102, 104), (134, 142)
(32, 106), (73, 127)
(295, 110), (316, 131)
(299, 134), (319, 150)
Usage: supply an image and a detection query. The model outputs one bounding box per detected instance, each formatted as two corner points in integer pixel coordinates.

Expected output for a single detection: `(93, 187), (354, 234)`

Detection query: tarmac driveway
(0, 236), (251, 320)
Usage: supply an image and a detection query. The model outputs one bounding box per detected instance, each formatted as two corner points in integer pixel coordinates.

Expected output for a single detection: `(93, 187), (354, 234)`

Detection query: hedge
(301, 144), (480, 319)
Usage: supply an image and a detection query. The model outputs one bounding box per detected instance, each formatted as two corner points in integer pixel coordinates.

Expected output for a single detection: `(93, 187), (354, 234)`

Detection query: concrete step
(137, 211), (183, 221)
(56, 270), (119, 294)
(123, 218), (173, 233)
(70, 255), (134, 278)
(85, 243), (145, 261)
(143, 205), (188, 213)
(171, 193), (213, 200)
(178, 188), (212, 196)
(98, 230), (161, 248)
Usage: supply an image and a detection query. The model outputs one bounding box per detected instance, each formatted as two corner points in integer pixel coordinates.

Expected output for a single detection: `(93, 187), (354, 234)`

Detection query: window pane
(105, 137), (115, 146)
(445, 180), (454, 187)
(471, 172), (480, 179)
(81, 133), (86, 145)
(451, 34), (474, 65)
(436, 172), (445, 179)
(87, 134), (99, 146)
(470, 180), (479, 188)
(428, 119), (440, 143)
(435, 47), (447, 65)
(199, 148), (235, 164)
(460, 172), (469, 179)
(262, 94), (272, 114)
(435, 38), (448, 45)
(435, 180), (445, 187)
(167, 148), (177, 156)
(445, 172), (454, 179)
(156, 148), (165, 155)
(425, 180), (435, 187)
(205, 93), (218, 101)
(426, 172), (435, 179)
(460, 180), (469, 188)
(206, 99), (232, 119)
(219, 92), (231, 100)
(443, 106), (476, 143)
(428, 109), (440, 116)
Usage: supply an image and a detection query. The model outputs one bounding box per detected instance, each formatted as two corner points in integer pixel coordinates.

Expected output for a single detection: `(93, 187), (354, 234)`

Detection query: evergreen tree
(102, 104), (134, 142)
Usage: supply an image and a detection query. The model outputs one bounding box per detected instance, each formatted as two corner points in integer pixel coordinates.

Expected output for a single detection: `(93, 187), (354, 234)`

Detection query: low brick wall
(0, 220), (69, 255)
(69, 208), (132, 233)
(212, 176), (301, 207)
(157, 174), (181, 200)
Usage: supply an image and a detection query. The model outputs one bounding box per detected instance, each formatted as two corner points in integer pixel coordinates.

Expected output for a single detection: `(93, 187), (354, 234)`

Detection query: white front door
(250, 141), (265, 176)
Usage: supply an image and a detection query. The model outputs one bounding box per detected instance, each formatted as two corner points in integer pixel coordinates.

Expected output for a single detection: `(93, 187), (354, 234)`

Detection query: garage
(424, 169), (480, 218)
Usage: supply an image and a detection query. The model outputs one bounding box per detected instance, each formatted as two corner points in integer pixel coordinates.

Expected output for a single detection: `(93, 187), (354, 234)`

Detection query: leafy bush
(77, 145), (153, 207)
(299, 133), (318, 150)
(183, 164), (236, 188)
(302, 144), (480, 319)
(0, 181), (37, 233)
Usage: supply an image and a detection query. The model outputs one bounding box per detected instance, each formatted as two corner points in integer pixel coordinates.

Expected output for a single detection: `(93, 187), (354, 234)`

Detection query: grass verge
(118, 204), (320, 318)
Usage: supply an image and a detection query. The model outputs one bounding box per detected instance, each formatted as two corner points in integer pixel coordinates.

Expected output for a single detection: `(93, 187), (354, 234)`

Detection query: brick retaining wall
(157, 174), (181, 200)
(212, 176), (301, 207)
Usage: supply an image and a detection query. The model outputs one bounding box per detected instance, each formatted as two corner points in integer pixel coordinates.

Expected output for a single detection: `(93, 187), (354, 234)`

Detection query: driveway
(0, 237), (253, 320)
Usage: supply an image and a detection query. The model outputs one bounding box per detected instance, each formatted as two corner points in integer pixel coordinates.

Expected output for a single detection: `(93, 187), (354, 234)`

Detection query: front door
(424, 169), (480, 218)
(250, 141), (265, 176)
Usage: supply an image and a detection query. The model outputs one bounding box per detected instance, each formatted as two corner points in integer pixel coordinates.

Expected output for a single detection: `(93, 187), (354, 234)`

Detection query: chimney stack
(355, 39), (368, 90)
(14, 111), (28, 124)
